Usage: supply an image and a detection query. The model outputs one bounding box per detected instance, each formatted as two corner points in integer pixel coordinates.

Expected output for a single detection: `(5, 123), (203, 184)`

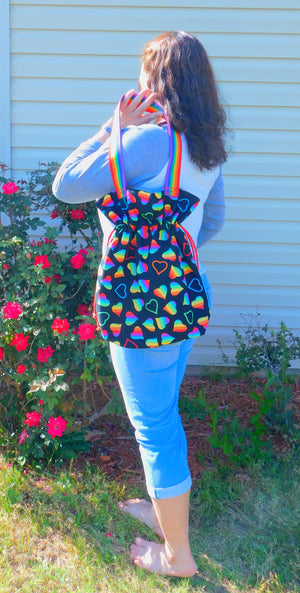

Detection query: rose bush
(0, 162), (111, 469)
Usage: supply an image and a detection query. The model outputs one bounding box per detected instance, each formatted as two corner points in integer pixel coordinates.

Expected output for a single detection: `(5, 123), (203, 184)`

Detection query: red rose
(77, 304), (90, 316)
(52, 274), (61, 284)
(3, 264), (9, 270)
(37, 345), (55, 363)
(77, 322), (95, 341)
(51, 318), (70, 334)
(78, 248), (88, 255)
(44, 238), (57, 245)
(10, 333), (29, 352)
(34, 255), (51, 269)
(51, 209), (61, 219)
(46, 416), (68, 438)
(70, 253), (86, 269)
(17, 364), (26, 374)
(2, 181), (20, 194)
(0, 347), (4, 360)
(44, 276), (52, 284)
(24, 411), (42, 427)
(71, 209), (85, 221)
(3, 301), (23, 319)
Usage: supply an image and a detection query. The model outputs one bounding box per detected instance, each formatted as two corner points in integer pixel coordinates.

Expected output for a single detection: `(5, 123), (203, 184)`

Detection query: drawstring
(179, 225), (199, 269)
(92, 228), (116, 331)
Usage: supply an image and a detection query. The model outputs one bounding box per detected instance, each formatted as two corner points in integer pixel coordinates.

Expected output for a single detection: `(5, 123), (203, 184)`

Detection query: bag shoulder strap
(109, 96), (182, 200)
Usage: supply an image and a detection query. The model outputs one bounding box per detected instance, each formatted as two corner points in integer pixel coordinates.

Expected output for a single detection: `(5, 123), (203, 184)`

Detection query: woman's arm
(52, 124), (169, 204)
(197, 170), (225, 248)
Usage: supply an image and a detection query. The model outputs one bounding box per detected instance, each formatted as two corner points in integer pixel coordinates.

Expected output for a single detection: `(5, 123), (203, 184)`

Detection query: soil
(69, 372), (300, 488)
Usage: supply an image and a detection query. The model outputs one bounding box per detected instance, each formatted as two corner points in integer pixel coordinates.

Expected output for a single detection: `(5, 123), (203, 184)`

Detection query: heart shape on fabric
(114, 283), (127, 299)
(188, 278), (203, 293)
(125, 311), (138, 326)
(110, 323), (122, 337)
(102, 275), (112, 290)
(145, 299), (159, 315)
(124, 338), (138, 348)
(126, 245), (136, 260)
(183, 241), (191, 257)
(99, 312), (110, 326)
(152, 260), (168, 275)
(153, 285), (168, 300)
(169, 265), (182, 279)
(112, 302), (123, 316)
(177, 198), (190, 213)
(142, 212), (154, 225)
(184, 310), (194, 325)
(142, 318), (156, 332)
(127, 262), (137, 276)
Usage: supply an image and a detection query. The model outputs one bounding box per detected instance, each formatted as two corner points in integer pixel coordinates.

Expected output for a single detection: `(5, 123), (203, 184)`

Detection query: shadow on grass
(0, 447), (300, 592)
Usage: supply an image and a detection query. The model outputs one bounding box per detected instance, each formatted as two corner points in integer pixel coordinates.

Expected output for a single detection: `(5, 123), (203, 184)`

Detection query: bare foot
(118, 498), (164, 539)
(130, 537), (197, 577)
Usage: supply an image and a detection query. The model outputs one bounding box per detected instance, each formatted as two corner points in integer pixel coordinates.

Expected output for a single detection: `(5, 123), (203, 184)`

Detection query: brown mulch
(69, 372), (300, 488)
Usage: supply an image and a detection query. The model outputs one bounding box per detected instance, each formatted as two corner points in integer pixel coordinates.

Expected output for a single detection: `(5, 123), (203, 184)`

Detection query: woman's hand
(119, 89), (159, 129)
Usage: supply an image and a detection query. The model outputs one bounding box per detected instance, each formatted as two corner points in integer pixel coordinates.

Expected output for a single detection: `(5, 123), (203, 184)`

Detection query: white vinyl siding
(6, 0), (300, 366)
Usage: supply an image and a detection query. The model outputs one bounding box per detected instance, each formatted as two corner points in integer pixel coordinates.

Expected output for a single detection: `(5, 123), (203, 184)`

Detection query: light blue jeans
(109, 273), (212, 500)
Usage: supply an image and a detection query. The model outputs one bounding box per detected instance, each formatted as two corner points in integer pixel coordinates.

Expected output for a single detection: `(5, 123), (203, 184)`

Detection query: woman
(53, 30), (227, 577)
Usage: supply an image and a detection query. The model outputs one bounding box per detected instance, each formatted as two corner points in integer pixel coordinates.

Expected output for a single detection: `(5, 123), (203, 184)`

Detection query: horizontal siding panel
(224, 176), (300, 200)
(11, 78), (300, 109)
(10, 0), (300, 8)
(11, 6), (300, 34)
(232, 131), (299, 154)
(228, 107), (300, 131)
(226, 198), (300, 222)
(12, 54), (300, 85)
(224, 154), (300, 177)
(207, 262), (300, 285)
(11, 30), (299, 59)
(212, 221), (300, 244)
(201, 242), (300, 265)
(11, 101), (300, 132)
(209, 306), (300, 329)
(211, 284), (300, 308)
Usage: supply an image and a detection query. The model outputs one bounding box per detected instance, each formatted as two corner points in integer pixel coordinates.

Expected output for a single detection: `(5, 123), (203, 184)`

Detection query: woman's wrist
(93, 117), (113, 143)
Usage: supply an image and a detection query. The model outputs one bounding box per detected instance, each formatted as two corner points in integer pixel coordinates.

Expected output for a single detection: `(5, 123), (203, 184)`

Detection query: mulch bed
(70, 372), (300, 487)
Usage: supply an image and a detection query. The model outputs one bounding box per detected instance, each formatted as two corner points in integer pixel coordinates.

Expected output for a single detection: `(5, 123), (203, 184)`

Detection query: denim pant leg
(109, 339), (195, 499)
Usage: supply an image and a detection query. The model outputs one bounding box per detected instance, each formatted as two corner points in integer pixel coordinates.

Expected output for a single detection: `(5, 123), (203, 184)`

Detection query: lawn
(0, 438), (299, 592)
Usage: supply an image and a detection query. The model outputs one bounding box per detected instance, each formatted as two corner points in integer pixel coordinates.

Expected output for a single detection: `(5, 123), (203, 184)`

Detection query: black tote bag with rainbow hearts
(93, 97), (211, 349)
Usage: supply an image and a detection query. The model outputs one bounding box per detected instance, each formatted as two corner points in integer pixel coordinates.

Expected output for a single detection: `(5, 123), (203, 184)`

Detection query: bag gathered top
(93, 96), (211, 348)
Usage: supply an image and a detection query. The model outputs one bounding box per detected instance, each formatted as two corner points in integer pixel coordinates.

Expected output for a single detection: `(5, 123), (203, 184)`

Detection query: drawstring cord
(178, 225), (199, 269)
(92, 228), (116, 331)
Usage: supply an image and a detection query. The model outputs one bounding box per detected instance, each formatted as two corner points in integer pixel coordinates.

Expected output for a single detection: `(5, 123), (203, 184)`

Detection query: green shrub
(0, 162), (111, 469)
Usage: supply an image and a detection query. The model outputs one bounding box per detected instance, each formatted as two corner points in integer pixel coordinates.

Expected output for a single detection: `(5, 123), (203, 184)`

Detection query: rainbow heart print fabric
(93, 187), (211, 349)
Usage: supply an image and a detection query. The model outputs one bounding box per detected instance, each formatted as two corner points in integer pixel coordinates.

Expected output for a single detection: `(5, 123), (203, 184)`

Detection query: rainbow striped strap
(109, 95), (182, 200)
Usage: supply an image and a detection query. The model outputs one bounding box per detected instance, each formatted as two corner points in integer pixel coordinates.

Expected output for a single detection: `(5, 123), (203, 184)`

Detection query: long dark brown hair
(141, 31), (228, 170)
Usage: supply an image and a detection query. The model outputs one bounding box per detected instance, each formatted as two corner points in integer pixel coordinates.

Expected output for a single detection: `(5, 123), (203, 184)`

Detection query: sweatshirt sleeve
(197, 170), (225, 248)
(52, 124), (169, 204)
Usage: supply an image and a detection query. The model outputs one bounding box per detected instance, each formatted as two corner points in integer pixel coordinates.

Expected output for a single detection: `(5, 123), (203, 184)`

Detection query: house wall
(3, 0), (300, 365)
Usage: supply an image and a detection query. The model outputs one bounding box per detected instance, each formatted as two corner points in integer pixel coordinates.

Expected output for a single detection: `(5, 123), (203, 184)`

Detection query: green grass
(0, 448), (299, 593)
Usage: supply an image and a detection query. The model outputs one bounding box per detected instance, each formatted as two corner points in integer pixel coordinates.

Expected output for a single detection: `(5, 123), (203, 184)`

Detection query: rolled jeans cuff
(147, 474), (192, 500)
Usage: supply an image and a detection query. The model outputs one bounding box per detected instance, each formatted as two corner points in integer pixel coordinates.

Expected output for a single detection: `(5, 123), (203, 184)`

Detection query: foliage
(0, 162), (111, 469)
(196, 385), (273, 466)
(220, 316), (300, 437)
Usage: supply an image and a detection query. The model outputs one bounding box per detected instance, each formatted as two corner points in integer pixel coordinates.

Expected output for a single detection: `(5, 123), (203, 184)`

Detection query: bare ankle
(165, 541), (193, 566)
